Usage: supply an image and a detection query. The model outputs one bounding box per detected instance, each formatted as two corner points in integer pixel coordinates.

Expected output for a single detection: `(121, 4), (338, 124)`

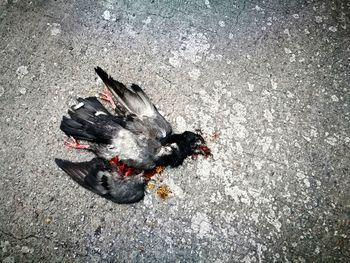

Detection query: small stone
(247, 82), (254, 92)
(204, 0), (211, 9)
(16, 66), (29, 79)
(254, 5), (262, 11)
(315, 16), (322, 23)
(292, 14), (299, 19)
(143, 16), (152, 25)
(19, 88), (26, 95)
(331, 95), (339, 102)
(50, 25), (61, 36)
(102, 10), (111, 20)
(228, 33), (234, 39)
(287, 91), (294, 98)
(21, 246), (30, 253)
(45, 217), (52, 224)
(218, 20), (225, 27)
(328, 26), (337, 32)
(303, 178), (311, 188)
(284, 47), (292, 54)
(289, 54), (296, 62)
(51, 116), (57, 123)
(283, 29), (290, 36)
(325, 137), (337, 146)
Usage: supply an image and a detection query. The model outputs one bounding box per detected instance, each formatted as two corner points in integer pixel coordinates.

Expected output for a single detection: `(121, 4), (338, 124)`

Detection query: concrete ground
(1, 0), (349, 262)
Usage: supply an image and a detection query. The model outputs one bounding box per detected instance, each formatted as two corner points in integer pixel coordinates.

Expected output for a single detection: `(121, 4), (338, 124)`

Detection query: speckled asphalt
(0, 0), (349, 262)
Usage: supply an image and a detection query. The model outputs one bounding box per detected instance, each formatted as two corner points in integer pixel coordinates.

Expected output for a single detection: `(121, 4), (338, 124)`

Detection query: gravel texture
(0, 0), (349, 262)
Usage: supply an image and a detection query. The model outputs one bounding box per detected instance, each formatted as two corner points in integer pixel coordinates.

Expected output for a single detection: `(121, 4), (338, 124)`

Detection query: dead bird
(60, 67), (211, 171)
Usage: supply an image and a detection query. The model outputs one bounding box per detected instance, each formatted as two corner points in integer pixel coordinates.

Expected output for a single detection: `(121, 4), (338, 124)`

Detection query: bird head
(156, 131), (211, 167)
(182, 131), (211, 157)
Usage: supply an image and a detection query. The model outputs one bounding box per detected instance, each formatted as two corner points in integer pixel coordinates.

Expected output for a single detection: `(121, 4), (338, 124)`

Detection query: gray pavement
(0, 0), (349, 262)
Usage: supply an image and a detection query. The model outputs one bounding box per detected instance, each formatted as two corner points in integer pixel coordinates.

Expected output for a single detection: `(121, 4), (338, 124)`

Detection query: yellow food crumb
(147, 183), (156, 190)
(155, 166), (165, 174)
(157, 184), (172, 199)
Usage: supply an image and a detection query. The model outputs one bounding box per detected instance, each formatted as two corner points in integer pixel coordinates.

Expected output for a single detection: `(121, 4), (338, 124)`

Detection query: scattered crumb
(155, 166), (165, 174)
(157, 184), (172, 199)
(147, 183), (156, 190)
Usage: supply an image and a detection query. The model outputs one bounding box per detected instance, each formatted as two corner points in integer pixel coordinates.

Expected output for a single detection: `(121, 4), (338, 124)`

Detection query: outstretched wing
(95, 67), (172, 139)
(55, 158), (146, 204)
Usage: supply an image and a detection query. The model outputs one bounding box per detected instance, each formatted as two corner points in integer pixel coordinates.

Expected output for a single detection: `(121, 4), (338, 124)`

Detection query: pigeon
(55, 158), (146, 204)
(60, 67), (211, 171)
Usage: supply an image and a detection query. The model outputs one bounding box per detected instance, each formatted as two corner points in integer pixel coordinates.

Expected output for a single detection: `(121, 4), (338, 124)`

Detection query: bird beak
(198, 144), (211, 157)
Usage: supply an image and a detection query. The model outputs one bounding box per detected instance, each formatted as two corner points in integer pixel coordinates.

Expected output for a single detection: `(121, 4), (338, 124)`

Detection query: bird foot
(64, 137), (90, 149)
(99, 88), (116, 109)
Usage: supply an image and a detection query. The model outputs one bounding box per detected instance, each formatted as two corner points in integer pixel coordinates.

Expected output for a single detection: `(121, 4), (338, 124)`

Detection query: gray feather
(95, 67), (172, 139)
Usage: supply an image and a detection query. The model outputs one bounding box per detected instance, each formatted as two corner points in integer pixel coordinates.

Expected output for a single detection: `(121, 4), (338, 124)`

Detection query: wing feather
(95, 67), (172, 139)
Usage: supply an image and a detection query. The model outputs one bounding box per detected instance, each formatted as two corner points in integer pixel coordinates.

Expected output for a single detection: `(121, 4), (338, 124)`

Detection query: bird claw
(64, 137), (90, 149)
(99, 88), (116, 109)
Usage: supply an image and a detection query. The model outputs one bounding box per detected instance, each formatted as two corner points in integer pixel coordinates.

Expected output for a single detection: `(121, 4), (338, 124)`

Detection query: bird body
(56, 67), (210, 203)
(60, 67), (208, 170)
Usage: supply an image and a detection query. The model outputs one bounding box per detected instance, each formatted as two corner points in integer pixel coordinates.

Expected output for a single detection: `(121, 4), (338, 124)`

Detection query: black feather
(55, 158), (146, 204)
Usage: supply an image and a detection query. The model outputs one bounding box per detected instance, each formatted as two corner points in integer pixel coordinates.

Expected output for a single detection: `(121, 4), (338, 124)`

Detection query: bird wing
(95, 67), (172, 139)
(60, 97), (128, 144)
(55, 158), (146, 204)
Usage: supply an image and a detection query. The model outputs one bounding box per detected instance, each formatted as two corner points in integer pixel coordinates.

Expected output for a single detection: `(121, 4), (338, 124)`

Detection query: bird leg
(64, 137), (90, 149)
(99, 88), (116, 109)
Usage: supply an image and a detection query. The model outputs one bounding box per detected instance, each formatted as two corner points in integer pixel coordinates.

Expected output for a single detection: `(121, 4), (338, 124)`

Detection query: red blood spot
(199, 145), (212, 157)
(125, 168), (134, 177)
(109, 156), (136, 176)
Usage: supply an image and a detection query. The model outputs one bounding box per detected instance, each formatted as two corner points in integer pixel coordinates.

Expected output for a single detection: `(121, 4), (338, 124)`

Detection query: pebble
(315, 16), (323, 23)
(21, 246), (30, 253)
(19, 88), (27, 95)
(102, 10), (111, 20)
(328, 26), (337, 32)
(218, 21), (225, 27)
(16, 66), (29, 79)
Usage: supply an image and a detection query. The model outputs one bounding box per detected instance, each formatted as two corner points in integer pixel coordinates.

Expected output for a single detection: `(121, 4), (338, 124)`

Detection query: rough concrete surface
(0, 0), (349, 262)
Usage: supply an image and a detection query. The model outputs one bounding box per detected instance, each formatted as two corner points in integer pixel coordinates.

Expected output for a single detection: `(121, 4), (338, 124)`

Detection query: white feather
(72, 102), (84, 110)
